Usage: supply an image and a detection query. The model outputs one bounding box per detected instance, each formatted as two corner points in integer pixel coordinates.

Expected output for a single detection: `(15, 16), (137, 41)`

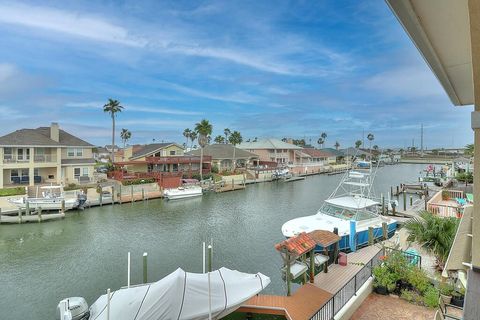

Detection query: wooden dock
(0, 212), (65, 224)
(238, 245), (382, 319)
(215, 185), (246, 193)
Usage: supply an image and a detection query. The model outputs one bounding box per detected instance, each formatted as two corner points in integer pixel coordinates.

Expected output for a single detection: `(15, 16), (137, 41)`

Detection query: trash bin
(339, 252), (347, 266)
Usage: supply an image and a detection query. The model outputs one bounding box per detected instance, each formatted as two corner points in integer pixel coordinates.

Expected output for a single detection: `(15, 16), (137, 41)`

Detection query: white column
(29, 147), (34, 186)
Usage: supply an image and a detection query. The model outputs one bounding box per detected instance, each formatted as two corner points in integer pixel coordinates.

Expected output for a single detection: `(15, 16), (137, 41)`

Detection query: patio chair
(34, 175), (42, 183)
(20, 176), (29, 184)
(11, 176), (20, 184)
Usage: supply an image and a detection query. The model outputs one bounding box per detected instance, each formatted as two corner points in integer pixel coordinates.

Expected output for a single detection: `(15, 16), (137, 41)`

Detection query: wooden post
(131, 185), (134, 203)
(143, 252), (148, 283)
(286, 253), (291, 296)
(403, 191), (407, 211)
(99, 190), (103, 206)
(396, 185), (399, 197)
(142, 188), (145, 201)
(208, 245), (213, 272)
(382, 222), (388, 241)
(392, 202), (396, 215)
(127, 252), (131, 288)
(38, 207), (42, 223)
(390, 186), (393, 197)
(368, 227), (374, 245)
(381, 193), (385, 215)
(61, 200), (65, 213)
(231, 178), (234, 190)
(333, 227), (339, 264)
(111, 186), (115, 204)
(18, 208), (22, 223)
(119, 184), (122, 203)
(424, 195), (428, 210)
(302, 254), (307, 284)
(25, 201), (30, 216)
(309, 250), (315, 283)
(410, 196), (413, 206)
(323, 248), (329, 273)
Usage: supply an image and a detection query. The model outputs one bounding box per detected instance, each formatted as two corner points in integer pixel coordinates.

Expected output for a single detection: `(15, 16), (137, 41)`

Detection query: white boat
(164, 185), (202, 200)
(57, 267), (270, 320)
(272, 167), (292, 180)
(282, 163), (397, 251)
(8, 186), (79, 211)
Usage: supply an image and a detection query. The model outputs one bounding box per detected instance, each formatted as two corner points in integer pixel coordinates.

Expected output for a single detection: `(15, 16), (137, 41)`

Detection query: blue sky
(0, 0), (473, 148)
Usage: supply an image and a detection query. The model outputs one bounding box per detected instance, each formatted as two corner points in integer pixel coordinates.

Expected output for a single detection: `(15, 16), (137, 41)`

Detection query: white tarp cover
(88, 267), (270, 320)
(325, 196), (379, 209)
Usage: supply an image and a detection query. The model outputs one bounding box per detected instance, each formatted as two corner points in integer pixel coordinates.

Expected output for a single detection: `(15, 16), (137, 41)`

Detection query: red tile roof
(275, 232), (316, 257)
(308, 230), (341, 247)
(302, 148), (335, 158)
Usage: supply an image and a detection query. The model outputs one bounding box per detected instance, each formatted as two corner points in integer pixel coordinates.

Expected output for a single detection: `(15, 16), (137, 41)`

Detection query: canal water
(0, 164), (426, 319)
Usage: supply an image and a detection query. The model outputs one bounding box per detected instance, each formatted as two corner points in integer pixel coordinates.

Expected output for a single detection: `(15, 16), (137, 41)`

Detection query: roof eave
(385, 0), (465, 106)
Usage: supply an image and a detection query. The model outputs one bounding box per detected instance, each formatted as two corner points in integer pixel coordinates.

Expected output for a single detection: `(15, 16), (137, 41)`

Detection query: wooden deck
(215, 185), (246, 193)
(238, 245), (383, 319)
(314, 245), (382, 294)
(238, 284), (333, 320)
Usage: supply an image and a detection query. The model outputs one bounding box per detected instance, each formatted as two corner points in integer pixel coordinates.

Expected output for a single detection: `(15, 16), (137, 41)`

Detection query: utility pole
(421, 123), (424, 157)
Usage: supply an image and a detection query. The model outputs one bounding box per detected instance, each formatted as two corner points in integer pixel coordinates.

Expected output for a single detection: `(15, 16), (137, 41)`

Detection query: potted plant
(373, 265), (396, 295)
(442, 190), (450, 200)
(451, 286), (465, 307)
(439, 282), (454, 304)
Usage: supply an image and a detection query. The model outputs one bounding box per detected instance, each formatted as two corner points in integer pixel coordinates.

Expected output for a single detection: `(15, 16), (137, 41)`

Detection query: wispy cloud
(0, 3), (146, 47)
(66, 101), (201, 115)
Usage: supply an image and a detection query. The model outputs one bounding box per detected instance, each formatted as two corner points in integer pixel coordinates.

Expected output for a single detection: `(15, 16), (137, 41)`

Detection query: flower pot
(451, 295), (464, 307)
(374, 286), (389, 295)
(440, 293), (452, 304)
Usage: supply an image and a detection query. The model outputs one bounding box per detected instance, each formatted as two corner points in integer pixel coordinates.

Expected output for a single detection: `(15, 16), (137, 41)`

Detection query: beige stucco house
(186, 144), (259, 170)
(0, 123), (95, 188)
(237, 138), (309, 165)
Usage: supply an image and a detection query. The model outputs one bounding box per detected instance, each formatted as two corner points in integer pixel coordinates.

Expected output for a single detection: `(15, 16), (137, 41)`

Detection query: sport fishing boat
(164, 185), (203, 200)
(57, 267), (270, 320)
(8, 185), (79, 211)
(282, 164), (397, 251)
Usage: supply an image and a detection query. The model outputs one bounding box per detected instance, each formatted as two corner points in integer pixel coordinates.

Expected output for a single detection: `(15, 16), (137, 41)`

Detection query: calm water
(0, 164), (426, 319)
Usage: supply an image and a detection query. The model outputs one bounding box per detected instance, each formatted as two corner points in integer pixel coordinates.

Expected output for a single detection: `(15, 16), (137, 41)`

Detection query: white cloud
(66, 101), (201, 115)
(0, 3), (146, 47)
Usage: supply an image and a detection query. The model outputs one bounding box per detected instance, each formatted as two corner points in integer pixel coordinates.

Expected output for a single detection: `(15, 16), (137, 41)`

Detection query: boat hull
(164, 187), (203, 200)
(8, 198), (78, 211)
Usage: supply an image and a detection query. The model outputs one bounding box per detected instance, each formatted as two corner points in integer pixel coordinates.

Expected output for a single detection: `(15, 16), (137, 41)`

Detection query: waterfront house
(302, 148), (337, 165)
(237, 138), (306, 165)
(112, 142), (212, 187)
(0, 122), (96, 188)
(321, 147), (344, 162)
(186, 144), (259, 171)
(387, 0), (479, 317)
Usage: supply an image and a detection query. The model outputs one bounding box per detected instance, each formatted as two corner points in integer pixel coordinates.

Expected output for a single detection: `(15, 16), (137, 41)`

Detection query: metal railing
(310, 249), (384, 320)
(384, 247), (422, 269)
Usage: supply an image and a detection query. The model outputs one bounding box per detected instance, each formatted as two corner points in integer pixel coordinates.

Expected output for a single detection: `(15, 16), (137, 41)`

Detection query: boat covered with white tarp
(57, 267), (270, 320)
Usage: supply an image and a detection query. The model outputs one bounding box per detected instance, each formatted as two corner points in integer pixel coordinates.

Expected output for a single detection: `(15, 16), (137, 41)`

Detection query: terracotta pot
(440, 293), (452, 304)
(374, 286), (388, 295)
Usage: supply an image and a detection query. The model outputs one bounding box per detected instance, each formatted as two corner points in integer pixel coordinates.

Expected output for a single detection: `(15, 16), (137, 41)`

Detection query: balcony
(2, 155), (57, 164)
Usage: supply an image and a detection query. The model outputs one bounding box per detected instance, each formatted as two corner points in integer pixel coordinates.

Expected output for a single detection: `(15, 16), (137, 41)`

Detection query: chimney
(50, 122), (59, 142)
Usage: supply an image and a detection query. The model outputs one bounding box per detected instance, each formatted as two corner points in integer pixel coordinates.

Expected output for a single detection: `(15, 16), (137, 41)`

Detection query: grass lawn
(0, 187), (26, 197)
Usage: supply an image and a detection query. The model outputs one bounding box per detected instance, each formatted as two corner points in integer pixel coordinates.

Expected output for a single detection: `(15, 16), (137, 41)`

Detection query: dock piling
(99, 191), (103, 206)
(403, 192), (406, 211)
(382, 222), (388, 241)
(202, 242), (206, 273)
(143, 252), (148, 283)
(25, 201), (30, 216)
(106, 288), (111, 320)
(38, 207), (42, 222)
(61, 200), (65, 213)
(142, 188), (145, 201)
(208, 245), (213, 272)
(368, 227), (374, 245)
(410, 196), (413, 206)
(127, 252), (131, 288)
(131, 186), (134, 203)
(381, 193), (385, 215)
(18, 208), (22, 224)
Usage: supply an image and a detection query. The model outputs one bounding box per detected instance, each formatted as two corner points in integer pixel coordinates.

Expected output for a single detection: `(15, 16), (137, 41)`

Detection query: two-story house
(237, 138), (306, 165)
(0, 123), (96, 188)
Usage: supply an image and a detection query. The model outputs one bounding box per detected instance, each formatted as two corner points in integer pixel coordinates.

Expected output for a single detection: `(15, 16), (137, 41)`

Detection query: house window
(34, 169), (39, 176)
(76, 149), (83, 157)
(17, 148), (29, 161)
(11, 169), (18, 177)
(67, 148), (75, 157)
(21, 169), (28, 177)
(172, 164), (178, 172)
(4, 147), (12, 160)
(82, 168), (88, 176)
(169, 150), (176, 155)
(74, 168), (80, 179)
(36, 148), (45, 155)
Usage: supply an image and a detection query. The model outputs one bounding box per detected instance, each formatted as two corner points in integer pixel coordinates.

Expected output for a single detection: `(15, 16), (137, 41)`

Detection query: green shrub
(122, 178), (156, 186)
(373, 265), (396, 292)
(439, 282), (454, 296)
(406, 268), (430, 294)
(423, 286), (439, 308)
(211, 165), (219, 174)
(400, 289), (414, 302)
(456, 172), (473, 183)
(0, 187), (26, 197)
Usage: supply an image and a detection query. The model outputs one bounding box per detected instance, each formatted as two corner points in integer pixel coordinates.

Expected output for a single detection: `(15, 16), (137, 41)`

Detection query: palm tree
(373, 145), (379, 151)
(189, 131), (197, 149)
(355, 140), (362, 149)
(334, 141), (340, 150)
(320, 132), (327, 148)
(214, 135), (225, 144)
(103, 99), (124, 162)
(229, 131), (243, 171)
(465, 143), (474, 156)
(281, 137), (288, 142)
(367, 133), (374, 159)
(224, 128), (231, 144)
(253, 137), (258, 142)
(183, 128), (191, 148)
(120, 128), (131, 161)
(317, 138), (324, 147)
(195, 119), (213, 180)
(404, 211), (459, 269)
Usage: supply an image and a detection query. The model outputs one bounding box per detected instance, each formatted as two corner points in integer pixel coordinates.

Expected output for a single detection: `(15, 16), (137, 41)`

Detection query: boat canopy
(325, 196), (379, 210)
(88, 267), (270, 320)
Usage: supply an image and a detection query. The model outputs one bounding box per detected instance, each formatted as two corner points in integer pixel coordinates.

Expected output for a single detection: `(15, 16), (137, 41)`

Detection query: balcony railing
(145, 155), (212, 164)
(3, 155), (57, 163)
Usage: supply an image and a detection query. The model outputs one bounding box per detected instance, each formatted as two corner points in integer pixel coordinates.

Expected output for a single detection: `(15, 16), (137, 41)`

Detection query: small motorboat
(164, 185), (202, 200)
(8, 185), (79, 211)
(57, 267), (270, 320)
